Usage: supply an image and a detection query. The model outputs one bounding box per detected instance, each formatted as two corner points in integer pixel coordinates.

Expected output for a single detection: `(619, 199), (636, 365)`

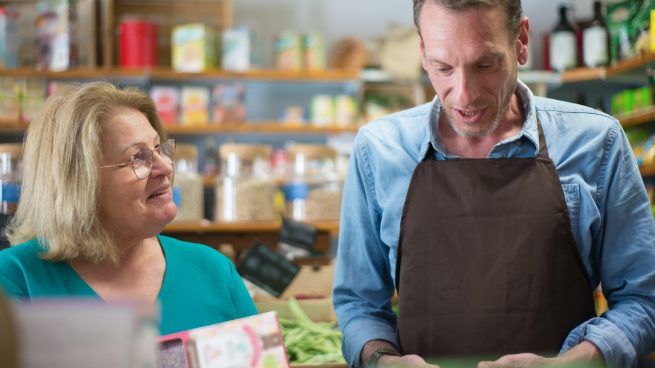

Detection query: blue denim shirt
(333, 81), (655, 368)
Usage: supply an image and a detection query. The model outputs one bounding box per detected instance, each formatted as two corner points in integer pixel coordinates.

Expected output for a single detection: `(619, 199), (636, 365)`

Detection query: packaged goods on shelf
(310, 94), (334, 126)
(180, 86), (209, 125)
(222, 26), (250, 72)
(607, 1), (645, 63)
(0, 143), (21, 218)
(35, 0), (71, 71)
(0, 6), (20, 69)
(212, 82), (245, 124)
(118, 18), (157, 68)
(215, 144), (277, 222)
(334, 94), (358, 127)
(150, 86), (179, 126)
(283, 144), (342, 221)
(172, 144), (203, 223)
(549, 5), (577, 71)
(282, 105), (306, 126)
(19, 77), (45, 124)
(276, 30), (302, 71)
(0, 77), (19, 123)
(172, 23), (216, 72)
(302, 32), (326, 71)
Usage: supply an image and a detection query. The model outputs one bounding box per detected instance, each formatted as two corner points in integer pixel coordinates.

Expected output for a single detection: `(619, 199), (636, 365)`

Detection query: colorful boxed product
(158, 311), (288, 368)
(222, 26), (250, 72)
(276, 31), (302, 71)
(35, 0), (70, 71)
(303, 32), (325, 71)
(181, 86), (209, 125)
(172, 23), (216, 72)
(212, 82), (245, 124)
(150, 86), (179, 126)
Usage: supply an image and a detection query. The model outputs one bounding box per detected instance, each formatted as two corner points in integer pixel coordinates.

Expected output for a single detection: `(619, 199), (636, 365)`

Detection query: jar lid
(175, 144), (198, 160)
(288, 144), (336, 160)
(0, 144), (22, 158)
(220, 144), (272, 160)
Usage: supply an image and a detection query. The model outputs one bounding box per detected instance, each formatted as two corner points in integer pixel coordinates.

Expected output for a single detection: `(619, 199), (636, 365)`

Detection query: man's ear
(517, 16), (530, 65)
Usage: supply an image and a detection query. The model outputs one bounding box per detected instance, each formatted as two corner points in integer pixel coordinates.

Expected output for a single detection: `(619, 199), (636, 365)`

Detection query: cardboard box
(172, 23), (216, 72)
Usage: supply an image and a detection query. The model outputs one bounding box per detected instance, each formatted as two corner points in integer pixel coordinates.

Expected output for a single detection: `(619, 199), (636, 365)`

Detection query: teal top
(0, 235), (258, 335)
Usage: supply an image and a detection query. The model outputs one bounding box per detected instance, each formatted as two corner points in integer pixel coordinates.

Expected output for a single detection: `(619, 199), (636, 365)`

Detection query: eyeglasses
(100, 139), (176, 180)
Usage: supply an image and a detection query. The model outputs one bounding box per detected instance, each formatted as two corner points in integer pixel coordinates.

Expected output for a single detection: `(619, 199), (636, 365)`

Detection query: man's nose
(452, 69), (481, 107)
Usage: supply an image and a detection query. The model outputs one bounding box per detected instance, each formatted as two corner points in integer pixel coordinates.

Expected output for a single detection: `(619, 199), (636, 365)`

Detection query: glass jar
(283, 144), (341, 221)
(215, 144), (277, 222)
(0, 144), (22, 216)
(0, 144), (21, 250)
(172, 144), (203, 222)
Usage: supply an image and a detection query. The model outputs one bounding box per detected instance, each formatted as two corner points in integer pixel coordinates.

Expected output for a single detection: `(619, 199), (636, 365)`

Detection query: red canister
(119, 19), (158, 67)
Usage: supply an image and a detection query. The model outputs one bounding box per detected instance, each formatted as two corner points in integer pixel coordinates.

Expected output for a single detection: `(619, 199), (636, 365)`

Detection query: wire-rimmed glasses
(100, 139), (175, 180)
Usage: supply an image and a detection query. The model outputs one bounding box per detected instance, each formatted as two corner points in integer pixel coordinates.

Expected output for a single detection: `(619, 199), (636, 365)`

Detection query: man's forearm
(559, 341), (604, 364)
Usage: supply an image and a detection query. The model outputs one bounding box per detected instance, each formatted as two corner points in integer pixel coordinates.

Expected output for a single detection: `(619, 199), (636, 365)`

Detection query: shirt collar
(420, 79), (539, 160)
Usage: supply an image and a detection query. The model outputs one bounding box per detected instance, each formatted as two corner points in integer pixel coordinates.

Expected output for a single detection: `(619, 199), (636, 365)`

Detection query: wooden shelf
(0, 121), (361, 135)
(561, 67), (605, 83)
(0, 68), (361, 82)
(615, 107), (655, 128)
(561, 53), (655, 83)
(641, 164), (655, 176)
(166, 122), (360, 135)
(164, 220), (340, 234)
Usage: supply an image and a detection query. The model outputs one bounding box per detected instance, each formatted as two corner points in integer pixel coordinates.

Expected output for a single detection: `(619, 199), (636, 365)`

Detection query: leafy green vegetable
(279, 297), (345, 364)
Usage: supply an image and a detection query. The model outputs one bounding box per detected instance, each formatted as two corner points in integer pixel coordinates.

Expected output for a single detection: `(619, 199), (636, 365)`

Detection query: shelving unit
(615, 107), (655, 128)
(561, 52), (655, 83)
(162, 220), (339, 264)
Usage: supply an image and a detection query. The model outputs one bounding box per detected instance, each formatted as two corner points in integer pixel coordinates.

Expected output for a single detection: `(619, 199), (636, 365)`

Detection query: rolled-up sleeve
(562, 125), (655, 367)
(333, 132), (399, 367)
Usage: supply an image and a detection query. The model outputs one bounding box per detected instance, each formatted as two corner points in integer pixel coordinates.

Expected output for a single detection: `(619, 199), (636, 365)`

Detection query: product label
(0, 182), (20, 203)
(282, 182), (308, 201)
(172, 186), (181, 207)
(583, 26), (608, 67)
(550, 32), (577, 71)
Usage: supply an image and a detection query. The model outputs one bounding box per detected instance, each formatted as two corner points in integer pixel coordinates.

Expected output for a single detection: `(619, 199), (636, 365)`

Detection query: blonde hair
(7, 82), (165, 264)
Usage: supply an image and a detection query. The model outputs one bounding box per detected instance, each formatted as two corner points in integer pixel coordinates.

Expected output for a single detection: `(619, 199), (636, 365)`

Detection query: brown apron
(396, 120), (596, 359)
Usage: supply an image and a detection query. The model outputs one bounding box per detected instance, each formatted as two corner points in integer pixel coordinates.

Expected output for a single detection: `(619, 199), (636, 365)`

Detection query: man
(333, 1), (655, 367)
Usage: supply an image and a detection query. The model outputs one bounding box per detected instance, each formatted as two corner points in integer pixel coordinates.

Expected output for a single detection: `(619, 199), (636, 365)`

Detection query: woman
(0, 82), (257, 334)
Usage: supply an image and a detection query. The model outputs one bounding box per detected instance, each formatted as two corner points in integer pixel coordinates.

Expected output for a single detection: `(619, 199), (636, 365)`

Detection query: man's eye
(479, 64), (494, 71)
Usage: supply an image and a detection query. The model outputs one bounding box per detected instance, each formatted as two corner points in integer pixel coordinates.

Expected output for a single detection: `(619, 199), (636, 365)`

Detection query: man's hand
(378, 354), (439, 367)
(477, 341), (603, 368)
(477, 353), (553, 368)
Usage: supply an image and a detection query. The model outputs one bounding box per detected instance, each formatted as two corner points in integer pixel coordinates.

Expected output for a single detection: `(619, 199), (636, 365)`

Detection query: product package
(150, 86), (179, 126)
(212, 82), (245, 124)
(172, 23), (216, 72)
(222, 26), (250, 71)
(35, 0), (71, 71)
(276, 31), (302, 70)
(159, 312), (288, 368)
(180, 86), (209, 125)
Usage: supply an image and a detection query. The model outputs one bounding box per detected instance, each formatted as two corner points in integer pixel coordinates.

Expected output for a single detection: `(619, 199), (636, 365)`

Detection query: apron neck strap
(536, 117), (549, 159)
